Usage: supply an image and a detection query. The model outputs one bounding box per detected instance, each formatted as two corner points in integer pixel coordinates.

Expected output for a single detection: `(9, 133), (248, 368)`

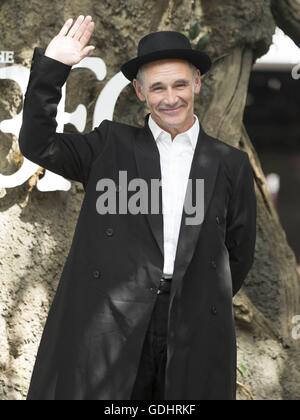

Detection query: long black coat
(19, 48), (256, 400)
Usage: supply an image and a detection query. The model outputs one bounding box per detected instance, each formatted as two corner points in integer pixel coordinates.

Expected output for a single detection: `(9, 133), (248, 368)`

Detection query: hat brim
(121, 48), (212, 82)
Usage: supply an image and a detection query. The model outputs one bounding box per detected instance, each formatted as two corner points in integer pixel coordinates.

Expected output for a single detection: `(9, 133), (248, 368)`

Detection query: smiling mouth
(160, 106), (183, 114)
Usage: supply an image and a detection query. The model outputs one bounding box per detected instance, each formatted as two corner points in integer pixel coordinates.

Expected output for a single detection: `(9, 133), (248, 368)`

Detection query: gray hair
(135, 61), (199, 86)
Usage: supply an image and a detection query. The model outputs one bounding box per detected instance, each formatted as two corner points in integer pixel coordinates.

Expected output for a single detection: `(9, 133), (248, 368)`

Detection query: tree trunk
(0, 0), (299, 399)
(271, 0), (300, 43)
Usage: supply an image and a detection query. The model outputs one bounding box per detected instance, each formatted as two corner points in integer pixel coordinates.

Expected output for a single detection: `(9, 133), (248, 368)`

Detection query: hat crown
(120, 30), (211, 82)
(138, 31), (192, 57)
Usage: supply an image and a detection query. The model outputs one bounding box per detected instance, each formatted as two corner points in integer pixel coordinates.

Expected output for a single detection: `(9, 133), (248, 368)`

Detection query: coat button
(211, 306), (217, 315)
(210, 260), (217, 269)
(216, 215), (220, 224)
(149, 287), (158, 294)
(105, 227), (114, 237)
(93, 270), (101, 279)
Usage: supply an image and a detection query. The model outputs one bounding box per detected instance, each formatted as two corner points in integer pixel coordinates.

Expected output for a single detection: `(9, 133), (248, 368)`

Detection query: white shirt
(148, 114), (200, 276)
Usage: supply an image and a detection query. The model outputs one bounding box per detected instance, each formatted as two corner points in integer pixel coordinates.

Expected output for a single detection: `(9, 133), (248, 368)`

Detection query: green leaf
(189, 22), (202, 40)
(196, 33), (210, 50)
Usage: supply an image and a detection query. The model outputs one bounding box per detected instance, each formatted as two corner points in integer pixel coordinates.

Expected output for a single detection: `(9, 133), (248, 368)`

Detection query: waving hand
(45, 15), (95, 66)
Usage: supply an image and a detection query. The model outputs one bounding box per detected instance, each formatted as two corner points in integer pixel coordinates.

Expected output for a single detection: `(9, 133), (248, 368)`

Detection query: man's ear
(132, 79), (146, 102)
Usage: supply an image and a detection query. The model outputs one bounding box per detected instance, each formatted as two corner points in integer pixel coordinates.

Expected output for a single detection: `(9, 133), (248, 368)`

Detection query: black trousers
(130, 289), (170, 400)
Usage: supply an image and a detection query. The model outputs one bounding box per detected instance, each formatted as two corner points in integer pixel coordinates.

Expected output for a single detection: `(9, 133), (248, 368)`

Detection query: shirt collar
(148, 113), (200, 151)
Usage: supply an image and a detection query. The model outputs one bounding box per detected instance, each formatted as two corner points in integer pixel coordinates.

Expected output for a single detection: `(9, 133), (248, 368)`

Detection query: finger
(68, 15), (85, 37)
(58, 18), (74, 36)
(73, 15), (92, 41)
(81, 45), (95, 59)
(79, 21), (95, 47)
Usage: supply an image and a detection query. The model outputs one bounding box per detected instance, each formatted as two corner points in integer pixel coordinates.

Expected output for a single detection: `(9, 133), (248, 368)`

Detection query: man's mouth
(160, 105), (183, 114)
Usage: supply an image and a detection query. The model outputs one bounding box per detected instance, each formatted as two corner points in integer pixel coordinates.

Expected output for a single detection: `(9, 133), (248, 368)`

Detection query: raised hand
(45, 15), (95, 66)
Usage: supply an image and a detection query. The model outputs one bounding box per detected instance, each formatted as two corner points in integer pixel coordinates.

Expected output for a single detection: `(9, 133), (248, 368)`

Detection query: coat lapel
(170, 126), (220, 302)
(133, 114), (164, 258)
(133, 113), (220, 297)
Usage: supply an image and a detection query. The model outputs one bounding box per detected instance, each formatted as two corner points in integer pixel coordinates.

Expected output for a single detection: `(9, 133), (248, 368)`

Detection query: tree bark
(0, 0), (300, 399)
(271, 0), (300, 44)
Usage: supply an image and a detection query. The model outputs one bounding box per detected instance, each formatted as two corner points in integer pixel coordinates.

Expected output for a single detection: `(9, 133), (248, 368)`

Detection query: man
(19, 15), (256, 400)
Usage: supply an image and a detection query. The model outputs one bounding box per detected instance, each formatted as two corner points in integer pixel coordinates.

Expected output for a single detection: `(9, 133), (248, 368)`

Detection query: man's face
(132, 59), (201, 133)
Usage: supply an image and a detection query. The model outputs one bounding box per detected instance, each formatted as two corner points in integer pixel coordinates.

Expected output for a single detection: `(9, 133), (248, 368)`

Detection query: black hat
(121, 31), (212, 82)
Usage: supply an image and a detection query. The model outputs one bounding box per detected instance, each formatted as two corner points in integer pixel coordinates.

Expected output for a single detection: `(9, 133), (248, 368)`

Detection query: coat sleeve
(225, 153), (257, 297)
(18, 47), (110, 187)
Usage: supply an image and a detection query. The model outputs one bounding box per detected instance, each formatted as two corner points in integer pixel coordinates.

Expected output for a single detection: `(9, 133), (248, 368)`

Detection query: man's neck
(151, 114), (196, 140)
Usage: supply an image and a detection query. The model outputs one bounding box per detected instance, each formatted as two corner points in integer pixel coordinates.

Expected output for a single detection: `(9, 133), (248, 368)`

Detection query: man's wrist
(30, 47), (72, 86)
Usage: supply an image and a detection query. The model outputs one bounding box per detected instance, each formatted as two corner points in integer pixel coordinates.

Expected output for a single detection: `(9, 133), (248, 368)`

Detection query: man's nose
(164, 87), (178, 104)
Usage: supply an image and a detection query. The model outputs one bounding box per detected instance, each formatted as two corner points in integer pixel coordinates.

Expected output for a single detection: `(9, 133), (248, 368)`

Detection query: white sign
(0, 51), (14, 64)
(0, 56), (130, 192)
(255, 27), (300, 70)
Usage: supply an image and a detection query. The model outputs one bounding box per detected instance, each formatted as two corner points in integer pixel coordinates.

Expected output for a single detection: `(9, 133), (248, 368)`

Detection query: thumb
(82, 45), (95, 58)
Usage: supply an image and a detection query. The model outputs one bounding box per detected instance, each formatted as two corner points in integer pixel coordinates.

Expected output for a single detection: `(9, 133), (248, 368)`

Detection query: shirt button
(93, 270), (101, 279)
(211, 306), (218, 315)
(105, 227), (114, 237)
(210, 260), (217, 269)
